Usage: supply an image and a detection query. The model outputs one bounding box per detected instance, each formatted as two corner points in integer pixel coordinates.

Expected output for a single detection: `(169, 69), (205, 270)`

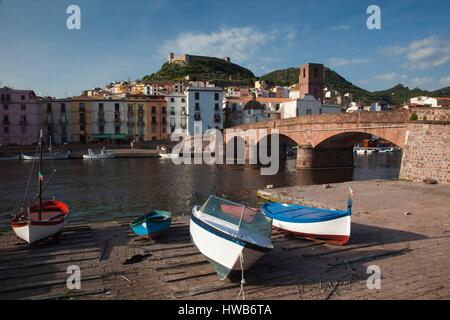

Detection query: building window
(214, 103), (219, 111)
(319, 108), (322, 114)
(21, 104), (26, 111)
(152, 116), (156, 124)
(181, 98), (186, 103)
(275, 104), (280, 111)
(306, 109), (312, 115)
(138, 105), (143, 112)
(3, 127), (9, 134)
(170, 98), (175, 102)
(151, 106), (156, 114)
(162, 106), (166, 114)
(170, 107), (175, 115)
(79, 113), (86, 124)
(170, 118), (175, 127)
(181, 107), (186, 115)
(115, 126), (120, 134)
(181, 118), (186, 129)
(80, 125), (86, 131)
(80, 103), (85, 112)
(303, 68), (306, 78)
(214, 93), (219, 101)
(314, 67), (318, 78)
(99, 103), (104, 112)
(3, 104), (8, 110)
(195, 103), (200, 111)
(21, 126), (27, 135)
(162, 117), (166, 124)
(3, 115), (9, 124)
(194, 92), (199, 100)
(115, 103), (120, 112)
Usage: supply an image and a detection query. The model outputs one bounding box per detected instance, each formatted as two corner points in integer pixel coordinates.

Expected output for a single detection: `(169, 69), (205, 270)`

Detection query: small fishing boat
(83, 148), (115, 160)
(22, 136), (71, 160)
(190, 196), (273, 280)
(261, 198), (353, 246)
(11, 130), (70, 244)
(159, 152), (180, 159)
(130, 210), (172, 239)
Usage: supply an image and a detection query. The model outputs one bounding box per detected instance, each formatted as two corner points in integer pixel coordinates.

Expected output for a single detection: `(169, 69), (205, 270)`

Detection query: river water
(0, 152), (402, 229)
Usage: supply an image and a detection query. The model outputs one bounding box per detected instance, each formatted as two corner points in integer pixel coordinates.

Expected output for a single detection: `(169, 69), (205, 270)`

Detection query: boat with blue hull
(130, 210), (172, 239)
(261, 199), (352, 245)
(190, 196), (273, 280)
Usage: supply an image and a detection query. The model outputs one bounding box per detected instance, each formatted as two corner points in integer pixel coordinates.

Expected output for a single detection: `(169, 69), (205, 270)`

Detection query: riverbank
(0, 180), (448, 300)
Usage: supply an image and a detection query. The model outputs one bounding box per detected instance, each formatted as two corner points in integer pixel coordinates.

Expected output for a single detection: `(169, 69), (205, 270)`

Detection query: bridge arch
(313, 131), (401, 150)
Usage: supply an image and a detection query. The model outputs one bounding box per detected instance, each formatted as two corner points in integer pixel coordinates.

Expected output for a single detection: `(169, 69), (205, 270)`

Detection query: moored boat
(10, 130), (70, 244)
(130, 210), (172, 239)
(261, 198), (352, 246)
(159, 152), (180, 159)
(83, 148), (115, 160)
(0, 155), (20, 161)
(22, 151), (71, 160)
(190, 196), (273, 280)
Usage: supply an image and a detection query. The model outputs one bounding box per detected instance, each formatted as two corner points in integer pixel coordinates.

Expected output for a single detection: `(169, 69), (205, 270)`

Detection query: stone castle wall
(400, 122), (449, 184)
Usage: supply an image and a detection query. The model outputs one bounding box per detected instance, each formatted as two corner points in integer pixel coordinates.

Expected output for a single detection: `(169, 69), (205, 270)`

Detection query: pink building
(0, 87), (41, 146)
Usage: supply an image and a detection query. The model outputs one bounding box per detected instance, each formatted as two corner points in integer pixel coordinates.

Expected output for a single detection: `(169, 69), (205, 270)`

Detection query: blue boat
(130, 210), (172, 239)
(261, 199), (352, 245)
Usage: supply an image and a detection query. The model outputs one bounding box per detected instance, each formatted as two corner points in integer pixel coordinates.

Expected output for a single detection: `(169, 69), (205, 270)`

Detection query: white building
(92, 98), (127, 137)
(409, 96), (450, 108)
(186, 87), (223, 135)
(165, 92), (187, 134)
(279, 95), (342, 119)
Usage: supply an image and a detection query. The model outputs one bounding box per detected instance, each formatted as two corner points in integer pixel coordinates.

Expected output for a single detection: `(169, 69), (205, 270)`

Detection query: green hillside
(143, 59), (255, 85)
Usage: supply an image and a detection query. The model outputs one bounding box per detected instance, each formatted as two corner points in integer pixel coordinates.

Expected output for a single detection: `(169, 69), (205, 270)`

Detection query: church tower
(299, 63), (324, 102)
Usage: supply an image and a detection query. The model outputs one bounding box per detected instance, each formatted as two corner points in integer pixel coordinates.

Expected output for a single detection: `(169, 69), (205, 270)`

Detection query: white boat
(261, 198), (352, 246)
(190, 196), (273, 280)
(11, 130), (70, 244)
(159, 152), (180, 159)
(83, 148), (115, 160)
(22, 151), (71, 160)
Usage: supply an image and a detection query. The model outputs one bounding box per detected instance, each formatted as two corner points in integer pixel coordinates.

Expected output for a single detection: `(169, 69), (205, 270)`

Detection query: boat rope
(236, 252), (246, 300)
(20, 145), (39, 210)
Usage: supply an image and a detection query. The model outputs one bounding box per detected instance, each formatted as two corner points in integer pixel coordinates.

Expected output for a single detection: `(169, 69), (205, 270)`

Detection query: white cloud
(329, 25), (351, 31)
(382, 36), (450, 70)
(374, 72), (407, 82)
(329, 57), (370, 67)
(410, 77), (433, 87)
(159, 26), (279, 62)
(439, 76), (450, 87)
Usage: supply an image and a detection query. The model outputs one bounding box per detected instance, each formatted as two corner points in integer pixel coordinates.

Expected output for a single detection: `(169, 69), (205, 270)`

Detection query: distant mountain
(143, 56), (255, 85)
(259, 67), (450, 105)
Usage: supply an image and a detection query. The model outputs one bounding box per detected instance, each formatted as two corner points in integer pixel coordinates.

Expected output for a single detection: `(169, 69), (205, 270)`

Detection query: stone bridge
(224, 110), (412, 168)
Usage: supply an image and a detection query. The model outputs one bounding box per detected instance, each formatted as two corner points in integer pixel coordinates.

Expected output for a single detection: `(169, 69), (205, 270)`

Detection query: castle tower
(299, 63), (324, 102)
(168, 52), (174, 63)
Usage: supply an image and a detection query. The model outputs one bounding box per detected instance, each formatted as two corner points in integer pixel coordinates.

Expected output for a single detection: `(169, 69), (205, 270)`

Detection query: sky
(0, 0), (449, 97)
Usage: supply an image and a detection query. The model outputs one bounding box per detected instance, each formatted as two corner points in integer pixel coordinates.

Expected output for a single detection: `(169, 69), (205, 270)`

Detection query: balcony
(2, 119), (9, 125)
(127, 119), (135, 126)
(194, 113), (201, 121)
(19, 119), (28, 126)
(59, 117), (68, 125)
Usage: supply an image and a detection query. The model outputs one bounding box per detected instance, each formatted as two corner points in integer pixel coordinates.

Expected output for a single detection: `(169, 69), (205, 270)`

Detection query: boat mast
(38, 129), (43, 220)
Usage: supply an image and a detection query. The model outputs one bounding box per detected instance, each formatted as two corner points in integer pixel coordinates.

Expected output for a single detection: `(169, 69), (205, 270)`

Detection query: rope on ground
(21, 145), (39, 210)
(236, 252), (246, 300)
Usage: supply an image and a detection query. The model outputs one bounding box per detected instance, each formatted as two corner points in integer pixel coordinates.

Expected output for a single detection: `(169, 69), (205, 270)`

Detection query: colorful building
(0, 87), (41, 146)
(41, 97), (71, 144)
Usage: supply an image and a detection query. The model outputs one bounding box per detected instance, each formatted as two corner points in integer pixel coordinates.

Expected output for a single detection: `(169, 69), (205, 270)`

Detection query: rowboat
(261, 198), (352, 245)
(130, 210), (172, 239)
(83, 148), (115, 160)
(11, 130), (70, 244)
(190, 196), (273, 280)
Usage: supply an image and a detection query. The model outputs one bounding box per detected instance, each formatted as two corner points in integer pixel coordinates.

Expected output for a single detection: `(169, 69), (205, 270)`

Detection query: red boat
(10, 130), (70, 244)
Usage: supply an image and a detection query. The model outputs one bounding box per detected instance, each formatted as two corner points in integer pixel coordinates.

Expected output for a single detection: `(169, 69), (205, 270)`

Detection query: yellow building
(70, 96), (95, 143)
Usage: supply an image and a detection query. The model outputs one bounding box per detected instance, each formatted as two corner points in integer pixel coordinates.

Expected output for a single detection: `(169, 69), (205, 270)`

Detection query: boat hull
(190, 214), (269, 280)
(11, 200), (69, 244)
(83, 154), (115, 160)
(131, 211), (172, 239)
(272, 215), (351, 245)
(22, 152), (71, 160)
(159, 153), (179, 159)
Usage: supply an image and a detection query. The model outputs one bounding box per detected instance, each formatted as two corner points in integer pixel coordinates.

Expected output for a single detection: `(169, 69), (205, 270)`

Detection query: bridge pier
(296, 145), (354, 169)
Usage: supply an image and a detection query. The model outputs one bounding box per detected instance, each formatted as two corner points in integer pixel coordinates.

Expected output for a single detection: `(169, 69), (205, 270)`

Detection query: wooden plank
(301, 242), (381, 258)
(0, 265), (101, 282)
(151, 251), (201, 261)
(0, 254), (99, 271)
(166, 272), (217, 283)
(173, 284), (240, 298)
(282, 241), (325, 251)
(27, 288), (110, 300)
(0, 247), (100, 263)
(155, 260), (209, 271)
(0, 275), (103, 294)
(329, 248), (412, 266)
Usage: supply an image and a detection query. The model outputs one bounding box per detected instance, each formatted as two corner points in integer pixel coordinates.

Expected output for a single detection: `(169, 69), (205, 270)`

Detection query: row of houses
(0, 86), (223, 146)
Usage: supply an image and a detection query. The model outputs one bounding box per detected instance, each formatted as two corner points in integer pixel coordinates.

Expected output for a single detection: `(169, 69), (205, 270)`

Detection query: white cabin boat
(190, 196), (273, 280)
(83, 148), (115, 160)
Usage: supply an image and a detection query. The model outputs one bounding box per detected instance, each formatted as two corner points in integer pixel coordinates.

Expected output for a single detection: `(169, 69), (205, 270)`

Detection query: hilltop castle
(167, 52), (231, 65)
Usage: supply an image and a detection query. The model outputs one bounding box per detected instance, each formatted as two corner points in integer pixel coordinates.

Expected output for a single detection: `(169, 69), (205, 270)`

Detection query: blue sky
(0, 0), (449, 97)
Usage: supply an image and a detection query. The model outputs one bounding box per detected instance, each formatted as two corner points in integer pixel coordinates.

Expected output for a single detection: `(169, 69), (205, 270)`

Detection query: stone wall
(400, 123), (449, 184)
(410, 107), (449, 121)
